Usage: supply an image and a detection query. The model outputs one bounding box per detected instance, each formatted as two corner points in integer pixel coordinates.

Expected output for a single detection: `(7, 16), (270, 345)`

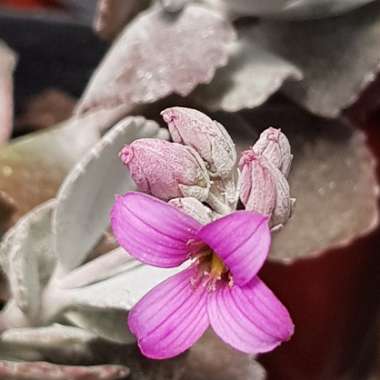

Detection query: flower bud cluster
(239, 128), (294, 228)
(119, 107), (294, 229)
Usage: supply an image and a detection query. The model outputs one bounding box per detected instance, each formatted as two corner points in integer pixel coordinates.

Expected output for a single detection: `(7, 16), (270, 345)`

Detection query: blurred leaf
(213, 0), (375, 19)
(1, 324), (99, 364)
(183, 330), (267, 380)
(0, 360), (129, 380)
(248, 1), (380, 117)
(0, 122), (98, 226)
(77, 4), (235, 115)
(0, 40), (16, 145)
(193, 36), (302, 112)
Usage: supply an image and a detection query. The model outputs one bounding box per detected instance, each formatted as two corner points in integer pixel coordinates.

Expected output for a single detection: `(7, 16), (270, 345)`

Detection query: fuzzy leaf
(249, 1), (380, 117)
(0, 200), (56, 320)
(1, 324), (99, 364)
(64, 260), (184, 343)
(193, 37), (302, 112)
(53, 117), (167, 272)
(77, 4), (235, 115)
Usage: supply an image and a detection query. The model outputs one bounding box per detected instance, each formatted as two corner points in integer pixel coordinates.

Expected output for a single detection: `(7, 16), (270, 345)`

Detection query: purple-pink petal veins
(197, 211), (271, 286)
(110, 192), (201, 267)
(128, 266), (210, 359)
(207, 277), (294, 354)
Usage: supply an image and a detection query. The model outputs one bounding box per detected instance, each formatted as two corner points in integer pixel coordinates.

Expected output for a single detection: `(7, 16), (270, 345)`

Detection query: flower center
(188, 241), (232, 291)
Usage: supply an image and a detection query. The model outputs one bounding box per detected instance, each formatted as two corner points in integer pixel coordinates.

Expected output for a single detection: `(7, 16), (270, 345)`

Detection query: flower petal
(197, 211), (270, 286)
(128, 266), (209, 359)
(208, 276), (294, 354)
(111, 192), (201, 267)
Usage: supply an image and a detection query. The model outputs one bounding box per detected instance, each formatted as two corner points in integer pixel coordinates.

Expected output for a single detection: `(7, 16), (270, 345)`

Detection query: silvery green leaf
(53, 117), (167, 273)
(248, 1), (380, 118)
(64, 261), (183, 343)
(0, 360), (129, 380)
(0, 200), (56, 321)
(208, 0), (375, 19)
(193, 37), (302, 112)
(1, 324), (98, 364)
(59, 247), (136, 289)
(77, 4), (235, 115)
(242, 102), (379, 263)
(0, 41), (16, 145)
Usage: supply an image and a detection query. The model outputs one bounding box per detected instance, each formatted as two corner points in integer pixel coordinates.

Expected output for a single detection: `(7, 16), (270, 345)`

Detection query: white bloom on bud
(253, 127), (293, 178)
(120, 138), (210, 202)
(239, 150), (293, 228)
(161, 107), (237, 178)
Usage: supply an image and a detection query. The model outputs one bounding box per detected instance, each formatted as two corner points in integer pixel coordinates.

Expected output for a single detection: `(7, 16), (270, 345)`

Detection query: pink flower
(111, 192), (294, 359)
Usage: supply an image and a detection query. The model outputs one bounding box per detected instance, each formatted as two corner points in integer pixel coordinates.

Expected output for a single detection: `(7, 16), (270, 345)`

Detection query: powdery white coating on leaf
(249, 2), (380, 118)
(77, 4), (235, 115)
(0, 200), (56, 321)
(192, 38), (302, 112)
(1, 324), (100, 363)
(64, 262), (185, 344)
(53, 117), (166, 273)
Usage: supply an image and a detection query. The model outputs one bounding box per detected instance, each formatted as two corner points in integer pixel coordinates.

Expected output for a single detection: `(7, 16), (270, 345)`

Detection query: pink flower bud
(169, 197), (213, 224)
(161, 107), (237, 178)
(239, 150), (292, 227)
(253, 127), (293, 177)
(120, 138), (210, 201)
(239, 151), (276, 216)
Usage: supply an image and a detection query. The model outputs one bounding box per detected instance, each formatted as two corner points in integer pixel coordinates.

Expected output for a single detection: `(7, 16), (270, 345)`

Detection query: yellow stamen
(210, 253), (227, 279)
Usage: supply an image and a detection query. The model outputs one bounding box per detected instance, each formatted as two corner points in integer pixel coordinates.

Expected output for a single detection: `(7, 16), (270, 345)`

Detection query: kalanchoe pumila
(119, 138), (210, 201)
(111, 192), (294, 359)
(113, 107), (295, 358)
